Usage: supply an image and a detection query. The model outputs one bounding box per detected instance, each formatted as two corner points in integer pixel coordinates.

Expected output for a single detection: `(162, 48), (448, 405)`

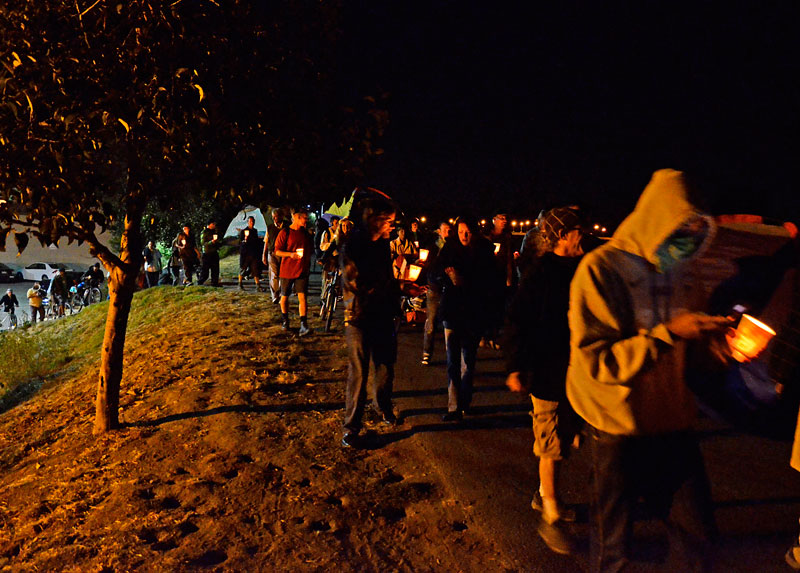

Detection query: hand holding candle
(295, 247), (304, 259)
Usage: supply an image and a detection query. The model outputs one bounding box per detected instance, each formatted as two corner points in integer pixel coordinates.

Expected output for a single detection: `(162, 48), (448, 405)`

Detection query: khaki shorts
(531, 396), (579, 460)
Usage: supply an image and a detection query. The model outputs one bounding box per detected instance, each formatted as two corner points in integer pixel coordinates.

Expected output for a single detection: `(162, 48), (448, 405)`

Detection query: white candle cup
(407, 264), (422, 282)
(296, 248), (304, 257)
(418, 248), (429, 262)
(493, 242), (501, 255)
(729, 314), (776, 362)
(212, 234), (218, 241)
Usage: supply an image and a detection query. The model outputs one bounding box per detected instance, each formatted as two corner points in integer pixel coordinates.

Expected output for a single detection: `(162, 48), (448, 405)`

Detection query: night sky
(340, 2), (798, 229)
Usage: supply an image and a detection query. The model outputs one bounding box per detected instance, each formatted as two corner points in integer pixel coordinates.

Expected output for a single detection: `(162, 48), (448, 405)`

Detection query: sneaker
(420, 356), (430, 365)
(341, 431), (360, 448)
(299, 323), (311, 337)
(442, 410), (463, 422)
(281, 320), (289, 331)
(380, 412), (401, 426)
(537, 520), (575, 555)
(531, 491), (576, 523)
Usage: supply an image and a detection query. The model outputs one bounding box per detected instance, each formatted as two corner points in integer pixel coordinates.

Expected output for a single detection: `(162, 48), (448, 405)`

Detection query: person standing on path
(238, 216), (264, 291)
(175, 224), (201, 286)
(27, 283), (45, 324)
(567, 169), (731, 572)
(421, 220), (451, 365)
(435, 216), (494, 422)
(198, 220), (222, 286)
(505, 206), (586, 554)
(263, 208), (287, 304)
(340, 192), (402, 447)
(274, 207), (314, 335)
(142, 241), (163, 288)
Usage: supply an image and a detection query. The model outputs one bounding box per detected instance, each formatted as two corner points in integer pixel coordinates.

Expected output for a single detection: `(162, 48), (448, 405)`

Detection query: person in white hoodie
(567, 169), (733, 572)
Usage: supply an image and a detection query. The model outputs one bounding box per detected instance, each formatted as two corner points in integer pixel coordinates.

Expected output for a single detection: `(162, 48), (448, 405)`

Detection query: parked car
(19, 262), (83, 283)
(0, 263), (19, 283)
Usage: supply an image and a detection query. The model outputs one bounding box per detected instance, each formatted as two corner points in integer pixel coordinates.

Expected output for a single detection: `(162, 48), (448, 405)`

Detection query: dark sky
(340, 2), (798, 228)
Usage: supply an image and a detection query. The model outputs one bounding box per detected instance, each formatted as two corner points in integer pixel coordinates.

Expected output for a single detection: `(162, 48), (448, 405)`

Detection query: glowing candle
(729, 314), (776, 362)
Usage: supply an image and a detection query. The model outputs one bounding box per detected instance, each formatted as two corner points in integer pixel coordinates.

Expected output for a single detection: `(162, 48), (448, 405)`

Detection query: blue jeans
(422, 289), (441, 359)
(443, 326), (480, 413)
(343, 322), (397, 433)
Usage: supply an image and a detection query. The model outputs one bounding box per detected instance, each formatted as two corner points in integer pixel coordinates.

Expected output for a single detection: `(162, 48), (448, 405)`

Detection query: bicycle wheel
(71, 294), (83, 313)
(88, 287), (102, 305)
(319, 282), (331, 319)
(324, 285), (337, 332)
(9, 313), (17, 329)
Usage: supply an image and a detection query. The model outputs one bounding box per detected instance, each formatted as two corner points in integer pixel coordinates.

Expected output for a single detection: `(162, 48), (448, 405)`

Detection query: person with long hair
(434, 216), (495, 421)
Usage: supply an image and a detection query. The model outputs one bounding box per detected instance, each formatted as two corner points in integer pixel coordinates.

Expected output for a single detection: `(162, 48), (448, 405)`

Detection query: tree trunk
(94, 213), (142, 434)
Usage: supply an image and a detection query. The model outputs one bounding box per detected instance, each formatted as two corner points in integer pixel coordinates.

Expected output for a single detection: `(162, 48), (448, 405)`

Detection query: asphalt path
(385, 322), (800, 572)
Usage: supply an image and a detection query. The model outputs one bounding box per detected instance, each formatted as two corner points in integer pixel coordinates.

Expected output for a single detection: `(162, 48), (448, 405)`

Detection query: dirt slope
(0, 287), (512, 572)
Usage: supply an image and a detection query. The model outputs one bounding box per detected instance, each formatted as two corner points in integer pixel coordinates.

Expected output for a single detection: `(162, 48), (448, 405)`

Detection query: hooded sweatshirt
(566, 169), (715, 435)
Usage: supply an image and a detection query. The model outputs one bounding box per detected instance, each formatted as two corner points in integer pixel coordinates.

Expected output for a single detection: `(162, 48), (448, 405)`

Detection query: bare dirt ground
(0, 286), (513, 572)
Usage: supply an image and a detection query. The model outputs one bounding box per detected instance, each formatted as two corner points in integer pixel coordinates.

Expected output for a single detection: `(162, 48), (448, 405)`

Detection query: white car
(20, 262), (75, 283)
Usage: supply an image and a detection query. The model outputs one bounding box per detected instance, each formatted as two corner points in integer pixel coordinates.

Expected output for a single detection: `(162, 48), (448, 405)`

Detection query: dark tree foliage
(0, 0), (386, 432)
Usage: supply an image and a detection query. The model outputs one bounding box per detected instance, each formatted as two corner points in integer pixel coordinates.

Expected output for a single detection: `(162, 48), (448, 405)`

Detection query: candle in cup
(493, 242), (501, 255)
(407, 264), (422, 282)
(418, 248), (429, 262)
(728, 314), (776, 362)
(296, 248), (304, 257)
(212, 234), (218, 241)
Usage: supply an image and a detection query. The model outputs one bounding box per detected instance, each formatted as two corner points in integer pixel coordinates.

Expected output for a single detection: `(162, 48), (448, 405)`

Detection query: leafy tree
(0, 0), (385, 432)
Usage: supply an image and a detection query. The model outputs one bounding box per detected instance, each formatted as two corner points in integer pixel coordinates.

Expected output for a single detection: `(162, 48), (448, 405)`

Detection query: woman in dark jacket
(434, 216), (495, 421)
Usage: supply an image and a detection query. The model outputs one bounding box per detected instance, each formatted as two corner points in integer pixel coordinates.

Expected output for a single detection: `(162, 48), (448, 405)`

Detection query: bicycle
(2, 309), (19, 329)
(43, 294), (73, 320)
(319, 268), (342, 332)
(70, 280), (102, 311)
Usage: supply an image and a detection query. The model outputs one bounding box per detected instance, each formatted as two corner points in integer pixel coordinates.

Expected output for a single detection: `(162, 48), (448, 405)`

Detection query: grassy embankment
(0, 286), (507, 571)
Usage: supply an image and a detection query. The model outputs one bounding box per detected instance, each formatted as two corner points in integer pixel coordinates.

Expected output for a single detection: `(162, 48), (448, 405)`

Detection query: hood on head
(611, 169), (716, 268)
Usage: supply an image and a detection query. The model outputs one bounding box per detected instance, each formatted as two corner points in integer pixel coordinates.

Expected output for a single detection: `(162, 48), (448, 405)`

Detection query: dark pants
(588, 427), (716, 573)
(146, 271), (160, 288)
(422, 288), (441, 360)
(198, 253), (220, 286)
(30, 305), (44, 323)
(443, 326), (480, 413)
(343, 321), (397, 433)
(181, 258), (198, 284)
(268, 252), (281, 301)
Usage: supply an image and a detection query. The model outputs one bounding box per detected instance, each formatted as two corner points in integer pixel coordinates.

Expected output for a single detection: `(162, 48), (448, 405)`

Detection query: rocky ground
(0, 286), (512, 572)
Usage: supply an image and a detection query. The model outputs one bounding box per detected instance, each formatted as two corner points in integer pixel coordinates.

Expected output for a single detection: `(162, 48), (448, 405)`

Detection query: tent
(224, 206), (268, 238)
(324, 192), (354, 220)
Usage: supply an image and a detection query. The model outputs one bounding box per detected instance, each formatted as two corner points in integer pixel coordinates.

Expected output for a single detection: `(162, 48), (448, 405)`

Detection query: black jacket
(433, 236), (495, 332)
(341, 229), (401, 326)
(505, 252), (581, 401)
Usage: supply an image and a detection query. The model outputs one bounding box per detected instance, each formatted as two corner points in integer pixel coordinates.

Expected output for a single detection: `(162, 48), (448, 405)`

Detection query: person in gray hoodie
(567, 169), (733, 572)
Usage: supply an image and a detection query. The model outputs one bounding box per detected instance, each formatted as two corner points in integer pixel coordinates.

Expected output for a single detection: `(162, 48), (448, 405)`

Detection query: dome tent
(224, 205), (270, 238)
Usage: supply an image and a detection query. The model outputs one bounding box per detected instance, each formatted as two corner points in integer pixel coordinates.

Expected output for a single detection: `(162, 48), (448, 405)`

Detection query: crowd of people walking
(121, 175), (798, 572)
